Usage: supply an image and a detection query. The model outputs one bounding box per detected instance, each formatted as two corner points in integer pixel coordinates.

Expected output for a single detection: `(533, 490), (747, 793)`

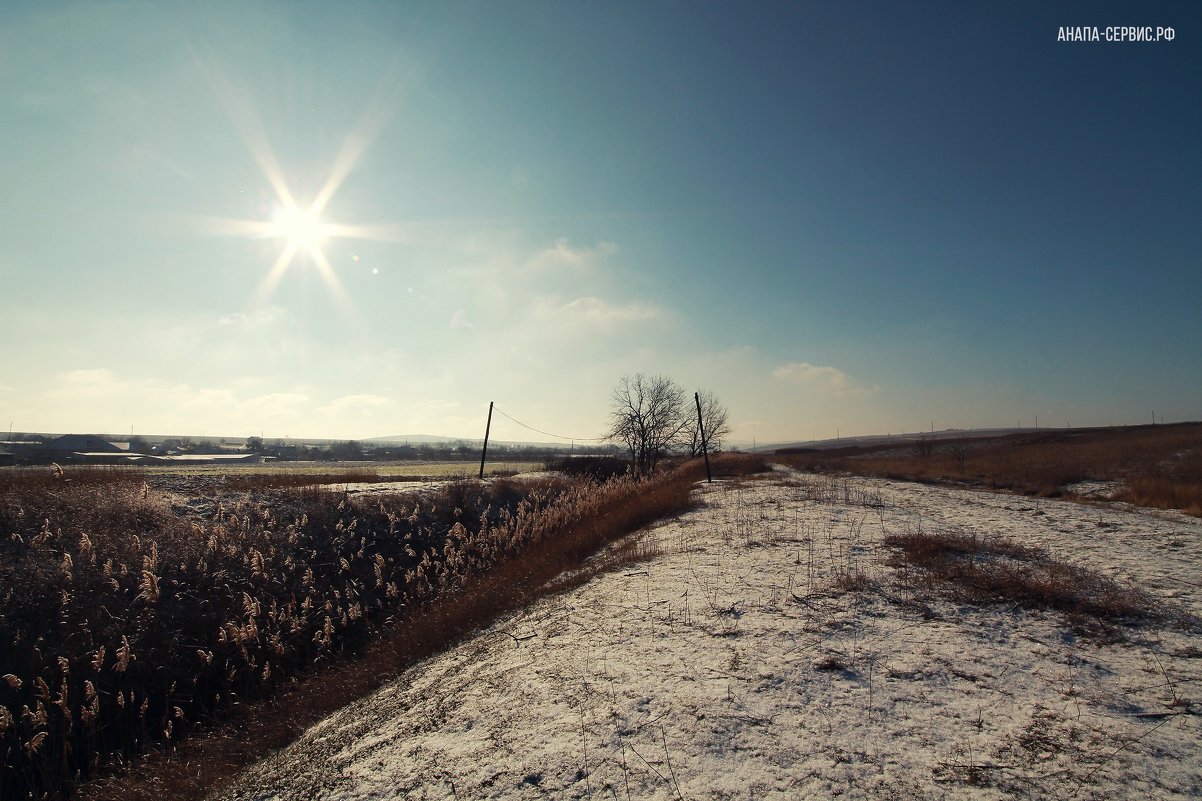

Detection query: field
(779, 422), (1202, 516)
(2, 457), (755, 801)
(144, 461), (544, 480)
(214, 469), (1202, 800)
(2, 433), (1200, 800)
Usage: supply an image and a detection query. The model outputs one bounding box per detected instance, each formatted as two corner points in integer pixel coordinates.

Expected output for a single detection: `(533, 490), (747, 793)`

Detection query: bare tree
(687, 389), (732, 457)
(607, 373), (689, 476)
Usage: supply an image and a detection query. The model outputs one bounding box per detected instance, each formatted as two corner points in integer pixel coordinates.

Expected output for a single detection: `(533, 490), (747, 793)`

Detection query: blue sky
(1, 1), (1199, 444)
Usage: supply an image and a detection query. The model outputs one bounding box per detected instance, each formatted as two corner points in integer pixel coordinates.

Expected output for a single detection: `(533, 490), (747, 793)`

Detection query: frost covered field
(215, 469), (1202, 800)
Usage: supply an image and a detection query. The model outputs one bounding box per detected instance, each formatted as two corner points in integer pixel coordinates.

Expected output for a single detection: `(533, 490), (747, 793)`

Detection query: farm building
(37, 435), (263, 465)
(44, 434), (125, 454)
(42, 434), (129, 463)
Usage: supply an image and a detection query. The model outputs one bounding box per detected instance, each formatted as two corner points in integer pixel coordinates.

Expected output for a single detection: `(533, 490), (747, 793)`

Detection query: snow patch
(215, 472), (1202, 800)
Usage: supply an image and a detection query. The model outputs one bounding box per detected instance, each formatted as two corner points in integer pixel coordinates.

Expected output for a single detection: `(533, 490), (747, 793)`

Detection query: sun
(245, 196), (350, 308)
(197, 53), (410, 310)
(269, 203), (330, 251)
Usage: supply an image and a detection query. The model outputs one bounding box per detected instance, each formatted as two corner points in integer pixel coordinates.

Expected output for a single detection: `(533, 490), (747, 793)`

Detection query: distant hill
(364, 434), (471, 445)
(754, 427), (1034, 453)
(365, 434), (607, 450)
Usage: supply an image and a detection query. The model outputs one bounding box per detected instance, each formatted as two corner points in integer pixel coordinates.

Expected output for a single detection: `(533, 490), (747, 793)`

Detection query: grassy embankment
(0, 455), (762, 801)
(780, 422), (1202, 516)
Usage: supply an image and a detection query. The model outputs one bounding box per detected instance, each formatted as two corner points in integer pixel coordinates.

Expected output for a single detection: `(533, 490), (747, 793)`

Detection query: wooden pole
(478, 401), (493, 479)
(695, 392), (712, 483)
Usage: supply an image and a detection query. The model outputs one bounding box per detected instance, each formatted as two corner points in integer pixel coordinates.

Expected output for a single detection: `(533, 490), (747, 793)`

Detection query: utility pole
(478, 401), (494, 479)
(694, 392), (712, 483)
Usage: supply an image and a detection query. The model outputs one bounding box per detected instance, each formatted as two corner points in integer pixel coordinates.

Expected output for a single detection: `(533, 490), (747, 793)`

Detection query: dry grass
(215, 468), (389, 490)
(884, 526), (1162, 628)
(544, 454), (630, 481)
(0, 456), (722, 801)
(81, 465), (703, 801)
(780, 423), (1202, 515)
(831, 566), (876, 593)
(1115, 476), (1202, 517)
(708, 452), (773, 478)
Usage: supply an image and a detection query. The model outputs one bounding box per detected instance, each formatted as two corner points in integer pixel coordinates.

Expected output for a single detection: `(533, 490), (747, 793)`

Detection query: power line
(491, 405), (608, 442)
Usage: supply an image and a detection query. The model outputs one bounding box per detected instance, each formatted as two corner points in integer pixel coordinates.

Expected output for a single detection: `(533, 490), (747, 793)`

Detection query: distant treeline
(260, 439), (621, 463)
(0, 434), (622, 465)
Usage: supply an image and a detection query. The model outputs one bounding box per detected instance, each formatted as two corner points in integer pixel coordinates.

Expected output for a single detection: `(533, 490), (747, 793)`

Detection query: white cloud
(526, 238), (617, 271)
(175, 387), (239, 412)
(772, 362), (881, 396)
(559, 296), (659, 324)
(217, 306), (287, 330)
(451, 308), (473, 329)
(55, 368), (121, 389)
(316, 394), (396, 416)
(236, 392), (310, 418)
(695, 345), (758, 371)
(32, 370), (318, 435)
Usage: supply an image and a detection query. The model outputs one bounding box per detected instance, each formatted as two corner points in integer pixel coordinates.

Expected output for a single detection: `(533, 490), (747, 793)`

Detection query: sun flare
(270, 204), (330, 251)
(199, 60), (406, 310)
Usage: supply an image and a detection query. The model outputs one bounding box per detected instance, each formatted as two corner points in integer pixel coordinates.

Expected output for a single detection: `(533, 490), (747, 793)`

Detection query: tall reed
(1, 456), (743, 801)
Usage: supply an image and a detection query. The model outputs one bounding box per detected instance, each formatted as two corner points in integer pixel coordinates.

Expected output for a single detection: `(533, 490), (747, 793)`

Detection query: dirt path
(212, 471), (1202, 800)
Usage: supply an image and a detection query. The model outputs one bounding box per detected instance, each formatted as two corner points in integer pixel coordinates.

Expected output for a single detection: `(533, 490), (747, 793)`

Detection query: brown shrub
(1115, 476), (1202, 517)
(884, 527), (1160, 624)
(708, 452), (772, 477)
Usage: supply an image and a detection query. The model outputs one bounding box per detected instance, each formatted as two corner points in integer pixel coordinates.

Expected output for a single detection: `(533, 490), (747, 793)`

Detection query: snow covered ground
(213, 469), (1202, 800)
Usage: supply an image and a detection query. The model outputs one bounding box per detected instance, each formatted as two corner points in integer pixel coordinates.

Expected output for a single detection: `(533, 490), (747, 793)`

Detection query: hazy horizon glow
(2, 2), (1199, 445)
